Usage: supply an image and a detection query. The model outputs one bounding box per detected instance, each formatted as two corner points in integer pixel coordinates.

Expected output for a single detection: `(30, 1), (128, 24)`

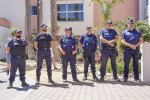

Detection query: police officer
(122, 18), (143, 82)
(6, 29), (29, 89)
(34, 24), (54, 85)
(99, 20), (120, 82)
(58, 27), (79, 82)
(80, 26), (98, 81)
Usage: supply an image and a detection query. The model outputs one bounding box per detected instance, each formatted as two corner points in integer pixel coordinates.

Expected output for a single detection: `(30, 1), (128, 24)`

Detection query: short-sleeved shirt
(122, 29), (141, 45)
(7, 39), (27, 56)
(59, 35), (77, 52)
(34, 33), (53, 49)
(79, 33), (98, 51)
(99, 28), (118, 47)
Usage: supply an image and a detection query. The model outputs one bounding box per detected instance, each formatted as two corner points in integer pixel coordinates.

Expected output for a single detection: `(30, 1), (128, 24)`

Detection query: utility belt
(124, 46), (140, 50)
(38, 47), (50, 51)
(11, 55), (25, 59)
(65, 51), (72, 54)
(102, 46), (116, 50)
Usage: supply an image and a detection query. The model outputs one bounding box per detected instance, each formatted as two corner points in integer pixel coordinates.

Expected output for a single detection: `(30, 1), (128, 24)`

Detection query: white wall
(42, 0), (94, 36)
(139, 0), (150, 24)
(0, 0), (26, 38)
(141, 43), (150, 82)
(0, 26), (11, 60)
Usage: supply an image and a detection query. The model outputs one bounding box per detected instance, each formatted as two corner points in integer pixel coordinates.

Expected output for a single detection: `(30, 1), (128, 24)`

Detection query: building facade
(139, 0), (150, 24)
(0, 0), (139, 59)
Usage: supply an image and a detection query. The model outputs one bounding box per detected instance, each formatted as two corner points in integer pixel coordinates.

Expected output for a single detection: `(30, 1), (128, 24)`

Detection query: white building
(139, 0), (150, 24)
(0, 0), (26, 60)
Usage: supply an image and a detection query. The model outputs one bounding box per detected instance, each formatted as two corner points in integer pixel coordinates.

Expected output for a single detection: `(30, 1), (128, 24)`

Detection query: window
(57, 3), (84, 21)
(31, 6), (37, 15)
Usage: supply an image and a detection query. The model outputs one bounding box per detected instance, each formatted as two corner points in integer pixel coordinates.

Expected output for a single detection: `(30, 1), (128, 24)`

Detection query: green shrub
(77, 54), (83, 61)
(96, 56), (141, 75)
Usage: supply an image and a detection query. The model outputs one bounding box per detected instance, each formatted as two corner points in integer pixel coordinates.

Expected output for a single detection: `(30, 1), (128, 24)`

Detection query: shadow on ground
(98, 80), (150, 86)
(39, 83), (70, 88)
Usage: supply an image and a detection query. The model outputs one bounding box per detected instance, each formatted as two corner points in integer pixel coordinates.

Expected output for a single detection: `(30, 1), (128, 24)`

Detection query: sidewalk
(0, 62), (150, 100)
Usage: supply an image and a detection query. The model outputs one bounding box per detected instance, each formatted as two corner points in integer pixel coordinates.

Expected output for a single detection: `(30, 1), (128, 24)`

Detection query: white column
(141, 43), (150, 82)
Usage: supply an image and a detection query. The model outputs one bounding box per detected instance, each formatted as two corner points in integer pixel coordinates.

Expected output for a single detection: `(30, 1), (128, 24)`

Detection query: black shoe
(73, 79), (80, 82)
(83, 74), (87, 81)
(114, 77), (121, 82)
(48, 79), (55, 84)
(35, 80), (40, 85)
(123, 78), (128, 82)
(7, 70), (9, 75)
(7, 83), (13, 89)
(99, 76), (104, 82)
(21, 82), (30, 87)
(93, 77), (98, 81)
(134, 79), (141, 83)
(63, 79), (67, 83)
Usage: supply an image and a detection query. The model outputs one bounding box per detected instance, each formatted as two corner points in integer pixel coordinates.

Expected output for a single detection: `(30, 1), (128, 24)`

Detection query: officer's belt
(11, 56), (24, 59)
(102, 46), (116, 50)
(125, 47), (140, 50)
(83, 50), (95, 52)
(65, 51), (72, 54)
(38, 48), (50, 51)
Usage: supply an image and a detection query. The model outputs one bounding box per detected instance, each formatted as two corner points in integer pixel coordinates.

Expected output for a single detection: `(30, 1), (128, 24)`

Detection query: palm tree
(90, 0), (124, 25)
(37, 0), (43, 33)
(50, 0), (60, 62)
(25, 0), (35, 59)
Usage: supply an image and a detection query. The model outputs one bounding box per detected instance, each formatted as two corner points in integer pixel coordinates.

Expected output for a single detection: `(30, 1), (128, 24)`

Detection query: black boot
(7, 70), (9, 75)
(99, 76), (104, 82)
(48, 76), (54, 83)
(73, 78), (80, 82)
(114, 76), (121, 82)
(35, 76), (40, 85)
(7, 83), (13, 89)
(83, 73), (87, 81)
(92, 73), (98, 81)
(21, 81), (30, 87)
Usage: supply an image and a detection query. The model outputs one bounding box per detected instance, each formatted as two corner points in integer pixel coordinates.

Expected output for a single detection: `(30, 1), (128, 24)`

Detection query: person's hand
(107, 41), (114, 47)
(129, 44), (136, 50)
(72, 50), (77, 55)
(61, 51), (66, 55)
(131, 45), (137, 50)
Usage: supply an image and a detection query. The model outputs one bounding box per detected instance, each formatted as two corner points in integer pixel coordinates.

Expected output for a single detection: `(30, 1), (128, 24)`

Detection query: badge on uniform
(104, 32), (109, 35)
(126, 32), (131, 35)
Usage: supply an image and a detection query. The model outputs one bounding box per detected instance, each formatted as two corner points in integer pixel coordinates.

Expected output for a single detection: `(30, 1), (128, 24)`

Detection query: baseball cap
(128, 18), (134, 23)
(41, 24), (48, 28)
(106, 19), (113, 24)
(65, 27), (71, 31)
(15, 29), (22, 33)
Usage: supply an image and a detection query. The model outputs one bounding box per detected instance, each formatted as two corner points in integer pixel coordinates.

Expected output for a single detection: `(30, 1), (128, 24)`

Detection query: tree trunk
(25, 0), (35, 60)
(37, 0), (43, 33)
(50, 0), (60, 62)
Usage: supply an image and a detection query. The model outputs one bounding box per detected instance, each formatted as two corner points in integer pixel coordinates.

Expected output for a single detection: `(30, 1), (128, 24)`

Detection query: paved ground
(0, 61), (150, 100)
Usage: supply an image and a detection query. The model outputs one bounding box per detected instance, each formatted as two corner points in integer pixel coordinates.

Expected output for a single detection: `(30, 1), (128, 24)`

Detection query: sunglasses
(65, 29), (71, 31)
(16, 32), (22, 34)
(130, 23), (134, 25)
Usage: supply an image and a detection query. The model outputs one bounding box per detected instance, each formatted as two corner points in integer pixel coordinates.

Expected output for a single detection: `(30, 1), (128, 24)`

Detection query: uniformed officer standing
(99, 20), (120, 82)
(122, 19), (143, 82)
(80, 26), (98, 81)
(34, 24), (54, 85)
(7, 29), (29, 89)
(58, 27), (79, 82)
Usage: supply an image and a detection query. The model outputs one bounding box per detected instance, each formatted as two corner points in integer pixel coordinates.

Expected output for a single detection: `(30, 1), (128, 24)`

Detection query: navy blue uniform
(59, 35), (77, 80)
(122, 29), (141, 80)
(8, 39), (27, 83)
(80, 33), (98, 78)
(99, 28), (118, 78)
(34, 33), (53, 80)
